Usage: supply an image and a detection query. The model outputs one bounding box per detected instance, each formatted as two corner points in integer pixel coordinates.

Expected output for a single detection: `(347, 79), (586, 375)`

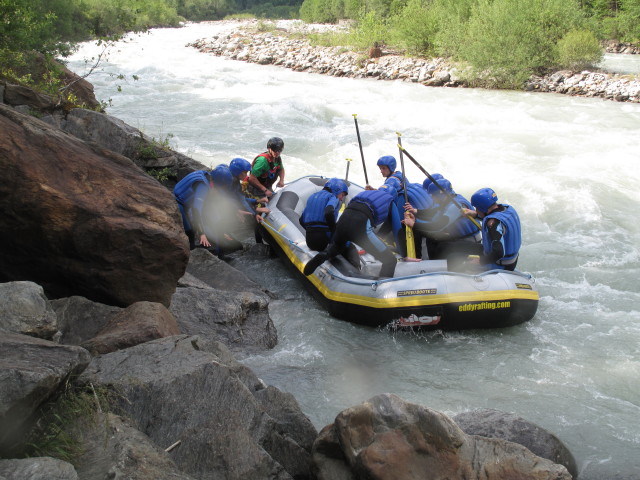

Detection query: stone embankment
(189, 26), (640, 103)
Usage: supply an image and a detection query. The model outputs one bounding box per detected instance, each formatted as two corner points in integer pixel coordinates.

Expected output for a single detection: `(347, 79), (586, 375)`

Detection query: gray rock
(77, 335), (316, 480)
(453, 408), (578, 479)
(185, 248), (268, 296)
(50, 296), (122, 345)
(0, 457), (78, 480)
(0, 333), (91, 454)
(0, 281), (57, 339)
(69, 412), (196, 480)
(170, 286), (276, 353)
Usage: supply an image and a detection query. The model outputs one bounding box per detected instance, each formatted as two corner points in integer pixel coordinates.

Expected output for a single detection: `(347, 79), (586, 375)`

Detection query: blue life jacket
(173, 171), (210, 204)
(388, 171), (405, 184)
(426, 194), (479, 239)
(482, 205), (521, 263)
(300, 190), (339, 228)
(406, 183), (433, 209)
(350, 189), (394, 226)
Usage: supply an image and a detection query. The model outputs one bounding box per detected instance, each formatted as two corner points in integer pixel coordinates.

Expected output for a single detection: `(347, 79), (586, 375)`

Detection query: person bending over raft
(174, 164), (235, 252)
(404, 178), (481, 260)
(300, 178), (349, 251)
(365, 155), (406, 190)
(303, 183), (401, 279)
(246, 137), (285, 198)
(461, 187), (522, 271)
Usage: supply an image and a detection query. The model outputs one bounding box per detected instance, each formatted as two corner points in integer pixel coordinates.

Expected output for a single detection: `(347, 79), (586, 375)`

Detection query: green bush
(350, 10), (388, 50)
(556, 29), (603, 70)
(457, 0), (589, 88)
(388, 0), (438, 55)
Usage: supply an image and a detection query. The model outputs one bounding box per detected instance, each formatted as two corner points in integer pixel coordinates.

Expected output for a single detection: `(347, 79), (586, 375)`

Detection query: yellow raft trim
(265, 220), (540, 309)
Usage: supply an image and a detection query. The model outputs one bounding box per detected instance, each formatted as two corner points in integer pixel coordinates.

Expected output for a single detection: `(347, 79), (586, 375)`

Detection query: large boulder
(0, 333), (91, 455)
(170, 248), (277, 354)
(0, 104), (189, 307)
(68, 412), (196, 480)
(0, 281), (57, 339)
(78, 335), (317, 480)
(453, 408), (578, 479)
(0, 457), (78, 480)
(50, 295), (122, 345)
(81, 301), (180, 355)
(312, 393), (571, 480)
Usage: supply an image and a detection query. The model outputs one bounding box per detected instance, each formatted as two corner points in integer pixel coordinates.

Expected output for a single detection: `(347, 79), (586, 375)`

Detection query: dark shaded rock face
(78, 335), (317, 480)
(0, 333), (91, 454)
(0, 104), (189, 307)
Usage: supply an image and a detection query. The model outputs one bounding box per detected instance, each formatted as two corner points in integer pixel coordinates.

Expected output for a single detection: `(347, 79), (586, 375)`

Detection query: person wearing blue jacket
(462, 187), (522, 271)
(404, 178), (481, 259)
(173, 164), (233, 251)
(394, 181), (433, 258)
(300, 178), (349, 251)
(303, 183), (400, 279)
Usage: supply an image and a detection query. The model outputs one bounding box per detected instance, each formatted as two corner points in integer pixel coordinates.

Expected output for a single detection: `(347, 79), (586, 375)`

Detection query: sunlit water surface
(68, 22), (640, 479)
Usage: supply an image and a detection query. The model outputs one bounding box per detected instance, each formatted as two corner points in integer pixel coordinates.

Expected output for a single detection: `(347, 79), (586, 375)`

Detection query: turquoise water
(68, 22), (640, 479)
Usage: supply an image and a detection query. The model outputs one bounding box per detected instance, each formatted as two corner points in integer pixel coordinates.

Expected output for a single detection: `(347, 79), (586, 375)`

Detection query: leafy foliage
(556, 29), (603, 70)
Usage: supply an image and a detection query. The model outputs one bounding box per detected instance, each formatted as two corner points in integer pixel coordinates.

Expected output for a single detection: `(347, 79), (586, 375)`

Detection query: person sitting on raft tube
(365, 155), (406, 190)
(246, 137), (285, 198)
(229, 157), (270, 223)
(173, 164), (234, 251)
(299, 178), (349, 252)
(461, 187), (522, 271)
(303, 182), (401, 279)
(404, 177), (481, 260)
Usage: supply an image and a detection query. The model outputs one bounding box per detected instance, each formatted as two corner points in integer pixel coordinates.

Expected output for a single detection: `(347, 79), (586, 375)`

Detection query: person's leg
(306, 229), (331, 252)
(353, 220), (397, 278)
(303, 210), (360, 276)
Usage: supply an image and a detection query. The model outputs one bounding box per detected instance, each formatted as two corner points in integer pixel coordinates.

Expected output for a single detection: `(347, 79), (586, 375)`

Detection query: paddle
(396, 132), (417, 259)
(397, 144), (482, 229)
(345, 157), (352, 181)
(352, 114), (369, 185)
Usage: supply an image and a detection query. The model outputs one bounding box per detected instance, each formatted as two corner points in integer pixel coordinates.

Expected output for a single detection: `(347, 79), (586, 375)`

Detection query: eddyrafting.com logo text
(458, 301), (511, 312)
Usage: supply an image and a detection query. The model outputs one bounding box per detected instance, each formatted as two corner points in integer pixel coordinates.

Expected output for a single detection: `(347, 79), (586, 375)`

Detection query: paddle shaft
(352, 114), (369, 185)
(397, 144), (482, 229)
(396, 133), (409, 204)
(397, 132), (416, 258)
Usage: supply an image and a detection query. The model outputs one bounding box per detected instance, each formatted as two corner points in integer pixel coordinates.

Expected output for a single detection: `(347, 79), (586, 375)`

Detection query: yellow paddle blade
(405, 225), (416, 258)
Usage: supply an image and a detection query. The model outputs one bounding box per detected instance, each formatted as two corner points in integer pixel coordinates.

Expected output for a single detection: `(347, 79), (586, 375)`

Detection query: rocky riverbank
(2, 70), (579, 479)
(188, 20), (640, 103)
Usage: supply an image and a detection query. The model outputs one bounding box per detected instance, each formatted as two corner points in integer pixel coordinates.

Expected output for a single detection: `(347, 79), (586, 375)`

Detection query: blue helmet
(377, 155), (397, 173)
(471, 188), (498, 214)
(427, 178), (453, 196)
(325, 178), (349, 196)
(378, 181), (399, 200)
(210, 164), (233, 189)
(422, 173), (444, 190)
(229, 157), (252, 178)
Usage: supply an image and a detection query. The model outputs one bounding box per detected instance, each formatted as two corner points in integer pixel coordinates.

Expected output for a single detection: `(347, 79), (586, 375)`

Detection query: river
(67, 21), (640, 479)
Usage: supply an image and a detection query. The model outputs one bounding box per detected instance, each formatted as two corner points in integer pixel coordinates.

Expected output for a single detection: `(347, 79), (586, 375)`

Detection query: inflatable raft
(259, 176), (539, 330)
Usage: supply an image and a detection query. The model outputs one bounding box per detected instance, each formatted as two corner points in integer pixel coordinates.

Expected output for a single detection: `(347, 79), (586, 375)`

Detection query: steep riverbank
(188, 20), (640, 103)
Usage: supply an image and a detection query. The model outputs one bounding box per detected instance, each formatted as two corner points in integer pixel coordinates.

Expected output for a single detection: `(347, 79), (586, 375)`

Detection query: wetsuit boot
(303, 252), (328, 276)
